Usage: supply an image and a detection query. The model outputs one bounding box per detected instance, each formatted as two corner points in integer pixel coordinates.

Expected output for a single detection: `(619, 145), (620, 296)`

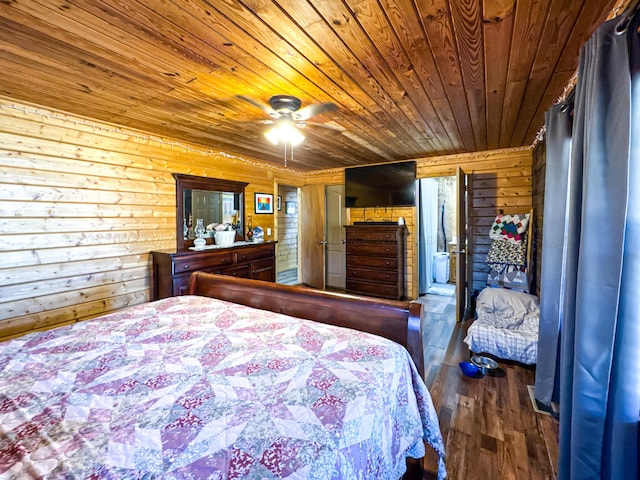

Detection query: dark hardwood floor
(417, 291), (559, 480)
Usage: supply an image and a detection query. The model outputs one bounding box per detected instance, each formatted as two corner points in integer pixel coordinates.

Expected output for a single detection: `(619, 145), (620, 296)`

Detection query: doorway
(276, 185), (299, 285)
(418, 176), (457, 296)
(295, 184), (345, 291)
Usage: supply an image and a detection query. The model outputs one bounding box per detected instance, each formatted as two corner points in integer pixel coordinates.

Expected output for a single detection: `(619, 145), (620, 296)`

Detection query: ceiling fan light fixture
(264, 121), (305, 146)
(264, 126), (280, 145)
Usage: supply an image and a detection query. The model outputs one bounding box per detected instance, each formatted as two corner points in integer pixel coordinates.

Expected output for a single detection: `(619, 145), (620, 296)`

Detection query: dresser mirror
(174, 173), (248, 251)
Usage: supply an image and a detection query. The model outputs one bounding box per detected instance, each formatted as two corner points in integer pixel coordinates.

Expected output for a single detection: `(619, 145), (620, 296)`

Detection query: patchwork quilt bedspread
(0, 295), (445, 479)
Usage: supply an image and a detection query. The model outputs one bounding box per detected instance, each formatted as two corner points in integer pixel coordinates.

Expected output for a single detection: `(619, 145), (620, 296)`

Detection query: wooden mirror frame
(174, 173), (248, 251)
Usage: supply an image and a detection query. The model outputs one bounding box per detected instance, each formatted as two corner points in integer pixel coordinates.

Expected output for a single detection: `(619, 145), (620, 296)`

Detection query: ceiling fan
(237, 94), (338, 147)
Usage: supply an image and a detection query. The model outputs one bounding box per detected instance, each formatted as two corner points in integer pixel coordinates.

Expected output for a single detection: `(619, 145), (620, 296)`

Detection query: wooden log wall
(0, 98), (299, 341)
(532, 141), (546, 297)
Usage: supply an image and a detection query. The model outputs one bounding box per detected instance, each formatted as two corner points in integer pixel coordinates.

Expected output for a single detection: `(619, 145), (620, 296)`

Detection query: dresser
(151, 242), (275, 300)
(345, 224), (407, 300)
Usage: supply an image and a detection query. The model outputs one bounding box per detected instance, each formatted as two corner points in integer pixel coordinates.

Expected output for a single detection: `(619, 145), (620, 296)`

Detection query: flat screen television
(345, 161), (416, 208)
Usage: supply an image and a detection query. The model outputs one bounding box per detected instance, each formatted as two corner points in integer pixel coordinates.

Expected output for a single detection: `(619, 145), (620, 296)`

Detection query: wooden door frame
(300, 184), (326, 289)
(455, 167), (470, 322)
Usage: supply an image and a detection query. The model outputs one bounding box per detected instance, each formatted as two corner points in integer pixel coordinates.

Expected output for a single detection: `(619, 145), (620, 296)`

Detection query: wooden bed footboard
(188, 272), (424, 377)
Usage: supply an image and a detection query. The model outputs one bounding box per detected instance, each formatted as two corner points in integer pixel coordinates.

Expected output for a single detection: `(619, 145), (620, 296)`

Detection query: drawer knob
(385, 261), (390, 265)
(183, 265), (190, 270)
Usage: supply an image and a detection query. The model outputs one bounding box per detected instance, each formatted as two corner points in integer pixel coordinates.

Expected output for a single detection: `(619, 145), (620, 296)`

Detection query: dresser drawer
(173, 252), (233, 274)
(251, 257), (274, 275)
(346, 255), (398, 269)
(235, 243), (275, 263)
(172, 275), (191, 296)
(346, 227), (398, 243)
(346, 243), (398, 256)
(347, 267), (397, 284)
(217, 264), (251, 278)
(346, 279), (399, 299)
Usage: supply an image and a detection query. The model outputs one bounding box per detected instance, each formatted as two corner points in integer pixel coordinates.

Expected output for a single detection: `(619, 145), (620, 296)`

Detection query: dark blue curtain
(539, 13), (640, 480)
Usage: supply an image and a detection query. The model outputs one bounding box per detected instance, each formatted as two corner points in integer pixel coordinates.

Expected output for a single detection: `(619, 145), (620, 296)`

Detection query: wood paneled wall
(532, 141), (546, 297)
(0, 98), (299, 341)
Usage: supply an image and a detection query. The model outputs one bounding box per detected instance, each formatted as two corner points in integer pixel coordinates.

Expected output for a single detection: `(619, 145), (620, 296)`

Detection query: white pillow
(476, 287), (539, 329)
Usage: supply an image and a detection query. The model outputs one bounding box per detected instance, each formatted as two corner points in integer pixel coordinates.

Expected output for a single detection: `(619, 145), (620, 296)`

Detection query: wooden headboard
(188, 272), (424, 377)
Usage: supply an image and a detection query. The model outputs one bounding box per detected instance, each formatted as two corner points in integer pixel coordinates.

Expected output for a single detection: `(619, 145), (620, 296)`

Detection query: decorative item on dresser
(345, 223), (407, 300)
(151, 242), (275, 300)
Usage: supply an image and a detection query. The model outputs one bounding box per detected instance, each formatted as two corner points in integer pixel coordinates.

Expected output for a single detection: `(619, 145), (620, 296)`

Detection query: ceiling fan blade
(236, 95), (277, 118)
(299, 120), (345, 132)
(293, 102), (337, 121)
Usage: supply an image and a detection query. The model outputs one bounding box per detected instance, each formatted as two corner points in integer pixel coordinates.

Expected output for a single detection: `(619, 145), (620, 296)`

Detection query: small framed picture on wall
(277, 195), (282, 211)
(285, 201), (296, 215)
(255, 193), (274, 214)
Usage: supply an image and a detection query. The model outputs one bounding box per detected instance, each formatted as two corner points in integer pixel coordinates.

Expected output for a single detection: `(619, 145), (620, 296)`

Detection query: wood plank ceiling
(0, 0), (626, 171)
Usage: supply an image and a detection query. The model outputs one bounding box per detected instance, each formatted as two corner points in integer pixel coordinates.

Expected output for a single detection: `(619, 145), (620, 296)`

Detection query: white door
(325, 185), (346, 288)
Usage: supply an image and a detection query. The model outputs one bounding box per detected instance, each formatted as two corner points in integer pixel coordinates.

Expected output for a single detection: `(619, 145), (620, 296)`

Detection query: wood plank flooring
(276, 268), (298, 285)
(417, 292), (559, 480)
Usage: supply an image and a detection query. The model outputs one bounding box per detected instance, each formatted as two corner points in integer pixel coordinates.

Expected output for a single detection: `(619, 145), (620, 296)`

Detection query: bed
(0, 273), (446, 479)
(462, 210), (539, 365)
(463, 287), (540, 365)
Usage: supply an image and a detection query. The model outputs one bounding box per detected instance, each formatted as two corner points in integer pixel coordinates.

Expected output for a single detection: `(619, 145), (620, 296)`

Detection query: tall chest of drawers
(345, 224), (407, 300)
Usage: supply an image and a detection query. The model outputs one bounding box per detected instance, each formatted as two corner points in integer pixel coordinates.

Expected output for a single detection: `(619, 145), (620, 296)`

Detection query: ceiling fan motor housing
(269, 95), (302, 114)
